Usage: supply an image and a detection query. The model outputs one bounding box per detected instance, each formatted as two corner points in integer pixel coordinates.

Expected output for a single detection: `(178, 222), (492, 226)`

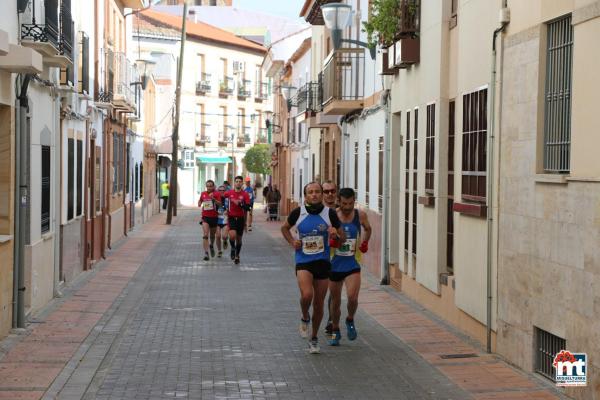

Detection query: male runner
(322, 180), (338, 334)
(328, 188), (371, 346)
(216, 185), (229, 255)
(198, 180), (222, 261)
(224, 176), (251, 264)
(281, 182), (344, 354)
(243, 177), (255, 231)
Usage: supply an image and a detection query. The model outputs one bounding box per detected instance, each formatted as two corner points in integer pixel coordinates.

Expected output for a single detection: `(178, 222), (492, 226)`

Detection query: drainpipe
(487, 4), (509, 353)
(380, 89), (391, 285)
(13, 74), (32, 329)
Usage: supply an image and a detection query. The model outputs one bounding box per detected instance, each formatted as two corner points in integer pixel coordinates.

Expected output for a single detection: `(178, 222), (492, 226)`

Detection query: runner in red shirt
(224, 176), (251, 264)
(198, 180), (222, 261)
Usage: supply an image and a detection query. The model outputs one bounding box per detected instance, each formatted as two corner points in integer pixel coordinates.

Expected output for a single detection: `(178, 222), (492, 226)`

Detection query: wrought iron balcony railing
(320, 48), (365, 110)
(219, 77), (234, 96)
(256, 128), (268, 144)
(238, 80), (252, 98)
(255, 82), (269, 100)
(296, 82), (321, 114)
(20, 0), (74, 61)
(96, 48), (136, 111)
(196, 73), (211, 94)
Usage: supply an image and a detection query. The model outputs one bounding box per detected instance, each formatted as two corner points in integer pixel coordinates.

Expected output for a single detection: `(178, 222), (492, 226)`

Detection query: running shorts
(295, 260), (331, 280)
(202, 217), (218, 228)
(228, 216), (245, 236)
(329, 268), (361, 282)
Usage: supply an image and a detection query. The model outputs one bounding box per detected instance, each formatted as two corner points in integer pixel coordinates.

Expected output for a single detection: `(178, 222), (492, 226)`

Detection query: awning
(197, 156), (232, 164)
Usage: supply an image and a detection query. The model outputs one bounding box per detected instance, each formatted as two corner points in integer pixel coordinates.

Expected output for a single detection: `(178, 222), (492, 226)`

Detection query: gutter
(487, 4), (509, 353)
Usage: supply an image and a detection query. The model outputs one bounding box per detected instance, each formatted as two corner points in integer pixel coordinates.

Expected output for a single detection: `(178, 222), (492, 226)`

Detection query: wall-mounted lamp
(131, 58), (156, 90)
(321, 2), (376, 59)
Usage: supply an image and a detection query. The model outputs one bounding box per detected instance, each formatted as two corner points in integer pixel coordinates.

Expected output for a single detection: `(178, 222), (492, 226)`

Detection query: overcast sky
(232, 0), (306, 20)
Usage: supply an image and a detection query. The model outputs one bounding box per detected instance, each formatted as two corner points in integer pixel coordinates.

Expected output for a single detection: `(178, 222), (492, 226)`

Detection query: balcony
(320, 48), (364, 116)
(219, 77), (234, 98)
(96, 49), (136, 113)
(195, 126), (211, 147)
(296, 82), (321, 115)
(20, 0), (73, 68)
(256, 128), (268, 144)
(237, 127), (251, 147)
(196, 73), (211, 95)
(218, 126), (235, 147)
(237, 80), (252, 100)
(254, 82), (269, 102)
(395, 0), (420, 39)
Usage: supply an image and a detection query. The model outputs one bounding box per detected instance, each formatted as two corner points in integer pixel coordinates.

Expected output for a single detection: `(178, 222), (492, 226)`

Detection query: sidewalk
(259, 214), (566, 400)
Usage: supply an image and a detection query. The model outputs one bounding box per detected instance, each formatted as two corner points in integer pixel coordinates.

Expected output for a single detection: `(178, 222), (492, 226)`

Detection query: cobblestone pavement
(55, 209), (469, 400)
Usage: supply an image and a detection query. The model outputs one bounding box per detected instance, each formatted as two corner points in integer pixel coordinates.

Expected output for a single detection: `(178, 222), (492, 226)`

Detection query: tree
(243, 144), (271, 175)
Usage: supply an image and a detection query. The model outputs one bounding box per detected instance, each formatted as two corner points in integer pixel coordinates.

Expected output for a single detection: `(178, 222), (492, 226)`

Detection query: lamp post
(320, 2), (376, 59)
(133, 58), (156, 90)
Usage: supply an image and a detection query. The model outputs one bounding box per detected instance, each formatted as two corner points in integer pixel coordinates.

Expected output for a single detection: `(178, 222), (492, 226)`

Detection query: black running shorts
(329, 268), (361, 282)
(228, 216), (245, 236)
(202, 217), (218, 228)
(295, 260), (331, 280)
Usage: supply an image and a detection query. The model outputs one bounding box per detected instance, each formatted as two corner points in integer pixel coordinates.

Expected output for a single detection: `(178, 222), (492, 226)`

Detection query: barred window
(447, 100), (455, 272)
(404, 111), (411, 252)
(412, 108), (418, 256)
(461, 88), (487, 202)
(378, 137), (384, 212)
(543, 15), (573, 173)
(365, 139), (370, 205)
(41, 146), (51, 233)
(425, 103), (435, 194)
(67, 138), (74, 220)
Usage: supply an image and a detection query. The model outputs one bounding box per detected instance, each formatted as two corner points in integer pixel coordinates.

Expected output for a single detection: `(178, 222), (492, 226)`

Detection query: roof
(140, 9), (267, 54)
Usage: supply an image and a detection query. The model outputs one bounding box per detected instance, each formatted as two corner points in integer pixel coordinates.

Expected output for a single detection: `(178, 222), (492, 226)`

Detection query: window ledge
(42, 232), (54, 241)
(534, 174), (568, 184)
(453, 201), (487, 218)
(418, 195), (435, 207)
(566, 176), (600, 183)
(0, 235), (13, 244)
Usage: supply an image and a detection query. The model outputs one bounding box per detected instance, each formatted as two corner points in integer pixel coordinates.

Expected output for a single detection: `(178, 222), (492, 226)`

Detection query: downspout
(13, 74), (32, 329)
(380, 89), (391, 285)
(487, 4), (509, 353)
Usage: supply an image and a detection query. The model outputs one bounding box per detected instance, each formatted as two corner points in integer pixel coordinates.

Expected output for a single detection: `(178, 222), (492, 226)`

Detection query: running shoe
(230, 248), (235, 260)
(299, 318), (310, 338)
(203, 253), (209, 261)
(345, 318), (357, 341)
(328, 330), (341, 346)
(223, 240), (228, 250)
(248, 226), (252, 232)
(217, 251), (222, 258)
(308, 337), (320, 354)
(209, 245), (215, 258)
(324, 322), (333, 335)
(234, 256), (240, 265)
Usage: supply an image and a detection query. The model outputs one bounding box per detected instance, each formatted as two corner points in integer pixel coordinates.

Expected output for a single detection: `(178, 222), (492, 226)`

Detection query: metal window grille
(41, 146), (51, 234)
(544, 15), (573, 173)
(425, 103), (435, 194)
(461, 88), (487, 202)
(404, 111), (411, 252)
(67, 138), (74, 220)
(77, 139), (83, 216)
(412, 108), (418, 256)
(447, 100), (455, 272)
(535, 327), (566, 381)
(378, 137), (384, 212)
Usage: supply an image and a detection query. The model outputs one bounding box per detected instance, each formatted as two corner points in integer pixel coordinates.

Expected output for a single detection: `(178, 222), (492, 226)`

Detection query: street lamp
(320, 2), (376, 59)
(132, 58), (156, 90)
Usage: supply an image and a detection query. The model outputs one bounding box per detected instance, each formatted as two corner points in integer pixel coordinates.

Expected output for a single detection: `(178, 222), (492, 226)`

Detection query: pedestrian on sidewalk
(216, 185), (229, 255)
(161, 181), (170, 210)
(327, 188), (371, 346)
(244, 177), (255, 231)
(224, 176), (251, 264)
(266, 184), (281, 221)
(280, 181), (344, 354)
(198, 180), (222, 261)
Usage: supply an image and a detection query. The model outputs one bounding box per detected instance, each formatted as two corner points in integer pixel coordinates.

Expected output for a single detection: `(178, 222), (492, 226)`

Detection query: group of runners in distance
(198, 176), (254, 265)
(281, 181), (371, 354)
(198, 176), (371, 354)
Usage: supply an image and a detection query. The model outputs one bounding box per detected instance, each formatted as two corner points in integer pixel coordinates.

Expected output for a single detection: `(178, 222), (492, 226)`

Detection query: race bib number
(335, 239), (356, 257)
(302, 236), (325, 255)
(202, 200), (214, 211)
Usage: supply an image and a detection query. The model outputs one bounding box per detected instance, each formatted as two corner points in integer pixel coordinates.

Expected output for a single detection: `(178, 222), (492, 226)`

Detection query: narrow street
(0, 209), (563, 400)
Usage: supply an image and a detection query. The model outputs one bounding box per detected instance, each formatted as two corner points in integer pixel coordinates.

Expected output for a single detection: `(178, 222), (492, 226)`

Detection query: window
(543, 15), (573, 173)
(412, 108), (418, 256)
(140, 163), (144, 199)
(41, 146), (51, 234)
(79, 32), (89, 94)
(68, 138), (74, 220)
(354, 142), (358, 192)
(134, 164), (139, 202)
(77, 139), (83, 216)
(112, 134), (118, 194)
(324, 142), (330, 180)
(404, 111), (410, 252)
(461, 88), (487, 202)
(425, 103), (435, 194)
(378, 137), (383, 212)
(447, 100), (455, 272)
(292, 168), (295, 196)
(126, 143), (131, 194)
(365, 139), (370, 205)
(535, 327), (566, 382)
(95, 147), (101, 214)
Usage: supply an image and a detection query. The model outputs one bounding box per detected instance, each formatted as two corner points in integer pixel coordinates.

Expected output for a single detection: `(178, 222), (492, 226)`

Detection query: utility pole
(166, 2), (188, 224)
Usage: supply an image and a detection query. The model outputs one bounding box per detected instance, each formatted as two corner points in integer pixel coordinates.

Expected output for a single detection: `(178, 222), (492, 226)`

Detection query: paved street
(0, 209), (564, 400)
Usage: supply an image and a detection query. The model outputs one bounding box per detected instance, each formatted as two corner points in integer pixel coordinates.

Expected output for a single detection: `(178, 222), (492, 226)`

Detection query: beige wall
(24, 238), (55, 313)
(498, 2), (600, 398)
